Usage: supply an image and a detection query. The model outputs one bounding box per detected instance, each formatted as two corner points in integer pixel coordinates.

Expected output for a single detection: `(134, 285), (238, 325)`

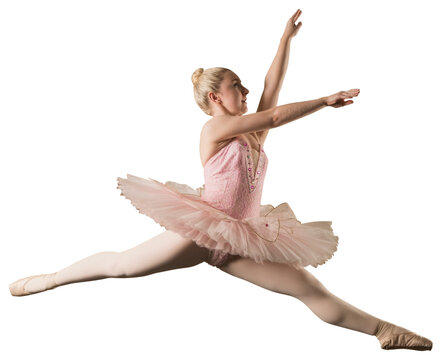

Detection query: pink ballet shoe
(9, 273), (58, 297)
(375, 320), (433, 351)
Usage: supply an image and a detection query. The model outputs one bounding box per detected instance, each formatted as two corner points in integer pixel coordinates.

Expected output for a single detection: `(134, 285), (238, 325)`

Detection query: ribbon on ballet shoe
(44, 273), (58, 291)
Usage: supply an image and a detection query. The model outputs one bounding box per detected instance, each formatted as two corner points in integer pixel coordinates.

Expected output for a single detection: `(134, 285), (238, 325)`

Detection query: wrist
(280, 34), (292, 43)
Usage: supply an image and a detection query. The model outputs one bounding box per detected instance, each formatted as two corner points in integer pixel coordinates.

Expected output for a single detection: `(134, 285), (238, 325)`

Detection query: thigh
(115, 230), (210, 277)
(218, 256), (326, 298)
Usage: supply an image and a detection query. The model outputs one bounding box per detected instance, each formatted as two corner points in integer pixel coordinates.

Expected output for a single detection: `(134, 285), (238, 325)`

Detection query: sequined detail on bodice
(244, 142), (265, 192)
(202, 137), (267, 220)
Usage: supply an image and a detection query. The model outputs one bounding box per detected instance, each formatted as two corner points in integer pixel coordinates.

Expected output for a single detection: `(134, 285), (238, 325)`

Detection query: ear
(208, 91), (222, 104)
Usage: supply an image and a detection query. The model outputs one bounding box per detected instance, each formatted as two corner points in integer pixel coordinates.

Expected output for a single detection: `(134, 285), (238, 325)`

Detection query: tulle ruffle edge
(116, 174), (339, 268)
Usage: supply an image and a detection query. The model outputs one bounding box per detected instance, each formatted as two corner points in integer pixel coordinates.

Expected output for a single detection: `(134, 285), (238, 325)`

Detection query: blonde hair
(191, 67), (231, 115)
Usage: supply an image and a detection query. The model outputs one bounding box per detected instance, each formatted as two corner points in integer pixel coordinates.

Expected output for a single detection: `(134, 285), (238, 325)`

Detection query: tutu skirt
(116, 174), (339, 268)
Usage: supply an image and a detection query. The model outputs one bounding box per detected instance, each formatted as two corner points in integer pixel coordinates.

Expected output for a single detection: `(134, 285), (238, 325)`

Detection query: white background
(1, 0), (441, 359)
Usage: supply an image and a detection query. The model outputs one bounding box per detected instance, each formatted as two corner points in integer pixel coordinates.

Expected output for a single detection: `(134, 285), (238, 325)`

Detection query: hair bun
(191, 68), (204, 86)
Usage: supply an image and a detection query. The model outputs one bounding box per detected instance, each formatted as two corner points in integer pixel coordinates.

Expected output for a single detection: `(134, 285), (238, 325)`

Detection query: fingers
(347, 88), (360, 95)
(342, 89), (360, 98)
(332, 100), (352, 108)
(292, 9), (302, 22)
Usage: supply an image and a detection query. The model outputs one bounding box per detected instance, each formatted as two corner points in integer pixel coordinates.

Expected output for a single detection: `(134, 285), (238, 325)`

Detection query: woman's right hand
(325, 89), (360, 108)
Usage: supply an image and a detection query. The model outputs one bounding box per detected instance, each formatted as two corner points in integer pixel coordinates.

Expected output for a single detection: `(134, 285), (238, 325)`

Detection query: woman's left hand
(283, 9), (303, 40)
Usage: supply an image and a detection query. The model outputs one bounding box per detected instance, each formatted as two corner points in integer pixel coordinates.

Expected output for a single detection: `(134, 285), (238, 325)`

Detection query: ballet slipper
(9, 273), (58, 297)
(375, 320), (433, 351)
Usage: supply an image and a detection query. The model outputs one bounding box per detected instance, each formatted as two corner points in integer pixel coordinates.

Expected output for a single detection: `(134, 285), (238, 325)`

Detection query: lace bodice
(202, 137), (268, 219)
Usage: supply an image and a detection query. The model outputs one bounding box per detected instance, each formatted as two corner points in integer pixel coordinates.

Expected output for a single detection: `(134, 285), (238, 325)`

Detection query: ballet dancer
(9, 9), (432, 351)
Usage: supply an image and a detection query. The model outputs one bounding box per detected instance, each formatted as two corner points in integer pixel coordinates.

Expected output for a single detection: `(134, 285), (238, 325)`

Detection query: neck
(211, 105), (243, 117)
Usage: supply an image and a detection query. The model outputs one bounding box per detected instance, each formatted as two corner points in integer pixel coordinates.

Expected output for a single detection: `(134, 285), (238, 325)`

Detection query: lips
(242, 98), (247, 103)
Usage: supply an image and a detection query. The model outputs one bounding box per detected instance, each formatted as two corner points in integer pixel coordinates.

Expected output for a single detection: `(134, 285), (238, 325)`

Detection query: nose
(242, 86), (249, 95)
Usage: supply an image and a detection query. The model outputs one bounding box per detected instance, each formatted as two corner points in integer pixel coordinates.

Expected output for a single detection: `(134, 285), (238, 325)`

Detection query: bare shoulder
(201, 115), (230, 135)
(200, 117), (235, 167)
(200, 117), (215, 143)
(200, 115), (233, 144)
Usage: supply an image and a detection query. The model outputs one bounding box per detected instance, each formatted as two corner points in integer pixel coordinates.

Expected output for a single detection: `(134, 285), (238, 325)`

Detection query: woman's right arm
(205, 89), (359, 142)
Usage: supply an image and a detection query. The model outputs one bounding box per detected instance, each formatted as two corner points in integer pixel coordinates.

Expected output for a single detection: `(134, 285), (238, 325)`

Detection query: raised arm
(255, 9), (303, 143)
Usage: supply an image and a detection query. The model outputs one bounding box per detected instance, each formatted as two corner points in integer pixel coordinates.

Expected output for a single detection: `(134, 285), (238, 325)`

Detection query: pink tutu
(116, 175), (338, 268)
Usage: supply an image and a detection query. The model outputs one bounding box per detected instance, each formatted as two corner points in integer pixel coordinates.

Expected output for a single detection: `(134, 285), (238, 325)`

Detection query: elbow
(271, 108), (280, 128)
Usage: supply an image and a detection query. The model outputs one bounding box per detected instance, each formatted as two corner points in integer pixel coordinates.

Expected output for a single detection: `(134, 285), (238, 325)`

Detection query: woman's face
(216, 71), (249, 115)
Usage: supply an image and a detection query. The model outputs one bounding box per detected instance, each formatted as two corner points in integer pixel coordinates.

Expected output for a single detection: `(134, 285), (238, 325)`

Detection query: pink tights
(24, 230), (380, 336)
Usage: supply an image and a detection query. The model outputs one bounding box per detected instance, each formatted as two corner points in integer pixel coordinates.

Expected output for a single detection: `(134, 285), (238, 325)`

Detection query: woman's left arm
(256, 9), (303, 143)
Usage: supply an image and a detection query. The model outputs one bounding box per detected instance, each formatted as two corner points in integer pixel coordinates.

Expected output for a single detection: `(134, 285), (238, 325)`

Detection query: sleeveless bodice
(202, 137), (268, 219)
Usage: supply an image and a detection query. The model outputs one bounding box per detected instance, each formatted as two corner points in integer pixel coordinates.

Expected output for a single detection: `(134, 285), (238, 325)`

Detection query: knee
(102, 251), (133, 278)
(287, 268), (328, 299)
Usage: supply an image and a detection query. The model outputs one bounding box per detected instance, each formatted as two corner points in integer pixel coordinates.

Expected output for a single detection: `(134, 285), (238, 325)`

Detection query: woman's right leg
(10, 230), (210, 295)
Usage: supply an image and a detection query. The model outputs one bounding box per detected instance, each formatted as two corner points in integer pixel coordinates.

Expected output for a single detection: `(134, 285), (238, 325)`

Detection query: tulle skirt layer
(116, 174), (339, 268)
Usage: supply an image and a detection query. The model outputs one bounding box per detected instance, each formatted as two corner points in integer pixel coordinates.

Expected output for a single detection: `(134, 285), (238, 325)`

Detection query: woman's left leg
(219, 256), (380, 335)
(218, 257), (432, 350)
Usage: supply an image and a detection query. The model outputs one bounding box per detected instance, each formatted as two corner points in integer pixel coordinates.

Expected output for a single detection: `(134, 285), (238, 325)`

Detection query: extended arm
(206, 89), (360, 142)
(256, 9), (303, 143)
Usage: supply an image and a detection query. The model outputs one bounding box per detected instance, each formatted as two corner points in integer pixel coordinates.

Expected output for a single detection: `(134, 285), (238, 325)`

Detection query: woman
(9, 9), (432, 351)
